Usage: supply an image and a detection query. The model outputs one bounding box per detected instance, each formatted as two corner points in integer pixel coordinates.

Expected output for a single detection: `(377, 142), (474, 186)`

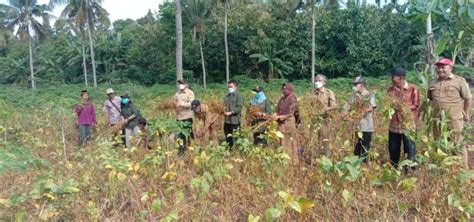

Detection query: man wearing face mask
(224, 80), (243, 148)
(174, 79), (195, 155)
(387, 68), (420, 169)
(428, 58), (472, 168)
(311, 74), (337, 157)
(343, 77), (377, 163)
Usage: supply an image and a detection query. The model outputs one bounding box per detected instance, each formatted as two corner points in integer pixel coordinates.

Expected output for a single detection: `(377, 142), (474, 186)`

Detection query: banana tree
(249, 49), (292, 81)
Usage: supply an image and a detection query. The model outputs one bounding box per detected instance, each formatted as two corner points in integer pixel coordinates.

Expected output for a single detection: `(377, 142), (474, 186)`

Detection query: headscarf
(250, 91), (267, 105)
(277, 83), (297, 115)
(282, 83), (294, 97)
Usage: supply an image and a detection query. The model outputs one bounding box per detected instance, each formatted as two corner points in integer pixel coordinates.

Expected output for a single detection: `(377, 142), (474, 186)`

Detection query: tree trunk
(81, 37), (88, 87)
(175, 0), (184, 86)
(224, 0), (230, 84)
(28, 34), (35, 90)
(311, 3), (316, 84)
(85, 0), (97, 88)
(199, 38), (207, 89)
(426, 12), (435, 78)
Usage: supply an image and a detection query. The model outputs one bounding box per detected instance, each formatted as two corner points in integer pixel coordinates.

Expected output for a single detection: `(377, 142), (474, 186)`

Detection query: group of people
(74, 58), (472, 168)
(75, 88), (144, 148)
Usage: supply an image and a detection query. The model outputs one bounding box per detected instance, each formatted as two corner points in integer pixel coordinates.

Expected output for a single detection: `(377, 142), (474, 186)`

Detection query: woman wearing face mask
(246, 86), (272, 147)
(343, 77), (377, 163)
(120, 94), (141, 148)
(274, 83), (300, 166)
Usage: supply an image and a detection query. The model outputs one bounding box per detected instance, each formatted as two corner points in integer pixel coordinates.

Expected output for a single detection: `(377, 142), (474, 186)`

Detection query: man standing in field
(387, 68), (420, 169)
(428, 58), (472, 168)
(223, 80), (243, 148)
(103, 88), (123, 144)
(310, 74), (337, 157)
(75, 90), (97, 148)
(174, 79), (195, 155)
(103, 88), (122, 126)
(191, 99), (222, 144)
(343, 77), (377, 163)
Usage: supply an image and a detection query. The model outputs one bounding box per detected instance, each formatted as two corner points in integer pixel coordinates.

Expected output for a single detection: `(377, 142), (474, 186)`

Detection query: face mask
(315, 81), (323, 89)
(228, 88), (235, 94)
(121, 98), (129, 104)
(179, 84), (185, 90)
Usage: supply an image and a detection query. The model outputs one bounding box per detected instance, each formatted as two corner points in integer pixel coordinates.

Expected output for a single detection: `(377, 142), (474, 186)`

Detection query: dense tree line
(0, 0), (472, 87)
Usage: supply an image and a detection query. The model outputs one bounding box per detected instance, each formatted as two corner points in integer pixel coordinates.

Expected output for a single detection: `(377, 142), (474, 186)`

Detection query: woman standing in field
(247, 86), (272, 147)
(274, 83), (300, 166)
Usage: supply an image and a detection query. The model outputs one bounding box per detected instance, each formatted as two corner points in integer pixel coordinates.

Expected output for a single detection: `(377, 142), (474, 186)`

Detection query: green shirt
(224, 91), (243, 125)
(121, 103), (140, 129)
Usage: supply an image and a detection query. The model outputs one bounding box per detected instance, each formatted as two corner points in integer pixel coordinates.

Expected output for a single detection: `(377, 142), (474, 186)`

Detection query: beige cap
(106, 88), (114, 94)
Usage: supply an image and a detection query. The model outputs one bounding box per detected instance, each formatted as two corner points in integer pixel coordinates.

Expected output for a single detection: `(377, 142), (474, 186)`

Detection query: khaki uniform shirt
(311, 88), (337, 116)
(428, 74), (472, 121)
(174, 89), (195, 120)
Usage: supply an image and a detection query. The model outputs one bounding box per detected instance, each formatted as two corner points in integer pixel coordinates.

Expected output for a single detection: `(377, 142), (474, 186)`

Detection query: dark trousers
(77, 124), (92, 147)
(253, 132), (267, 147)
(354, 132), (372, 162)
(224, 123), (240, 148)
(177, 118), (194, 155)
(388, 131), (416, 168)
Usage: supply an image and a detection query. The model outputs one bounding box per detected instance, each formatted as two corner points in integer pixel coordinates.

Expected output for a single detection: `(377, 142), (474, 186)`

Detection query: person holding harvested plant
(246, 86), (272, 147)
(387, 68), (420, 169)
(274, 83), (300, 166)
(103, 88), (122, 126)
(310, 74), (337, 157)
(191, 99), (222, 144)
(75, 90), (97, 148)
(343, 77), (377, 163)
(223, 79), (243, 148)
(174, 79), (195, 155)
(428, 58), (472, 167)
(103, 88), (124, 145)
(120, 94), (141, 148)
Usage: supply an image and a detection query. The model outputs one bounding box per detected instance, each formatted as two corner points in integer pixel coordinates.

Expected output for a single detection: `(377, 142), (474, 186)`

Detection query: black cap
(177, 79), (188, 84)
(252, 86), (264, 92)
(391, 68), (406, 77)
(191, 99), (201, 112)
(121, 93), (130, 98)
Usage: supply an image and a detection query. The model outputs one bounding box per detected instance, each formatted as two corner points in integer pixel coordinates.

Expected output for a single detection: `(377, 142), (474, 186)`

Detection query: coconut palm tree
(175, 0), (184, 85)
(50, 0), (110, 88)
(0, 0), (52, 90)
(183, 0), (212, 88)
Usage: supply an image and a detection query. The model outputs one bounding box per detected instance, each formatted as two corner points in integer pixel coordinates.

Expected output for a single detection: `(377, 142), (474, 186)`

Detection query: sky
(0, 0), (165, 22)
(0, 0), (406, 23)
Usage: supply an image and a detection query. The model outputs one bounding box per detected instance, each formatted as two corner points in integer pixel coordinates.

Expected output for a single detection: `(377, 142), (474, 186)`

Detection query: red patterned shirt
(387, 82), (421, 134)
